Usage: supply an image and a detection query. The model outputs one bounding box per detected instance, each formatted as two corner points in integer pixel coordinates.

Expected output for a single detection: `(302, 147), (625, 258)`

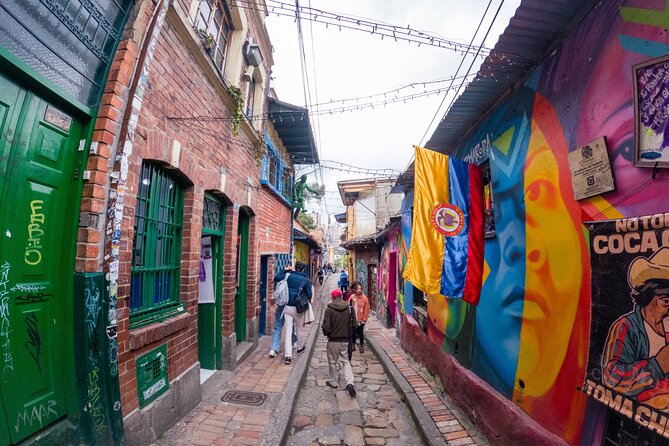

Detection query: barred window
(267, 150), (279, 188)
(130, 163), (184, 326)
(194, 0), (233, 73)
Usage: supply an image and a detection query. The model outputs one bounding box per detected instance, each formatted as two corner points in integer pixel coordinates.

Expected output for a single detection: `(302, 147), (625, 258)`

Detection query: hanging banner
(583, 213), (669, 439)
(199, 237), (215, 304)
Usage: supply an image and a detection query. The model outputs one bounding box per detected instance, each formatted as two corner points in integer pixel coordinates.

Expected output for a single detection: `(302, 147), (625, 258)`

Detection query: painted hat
(628, 247), (669, 289)
(331, 289), (343, 299)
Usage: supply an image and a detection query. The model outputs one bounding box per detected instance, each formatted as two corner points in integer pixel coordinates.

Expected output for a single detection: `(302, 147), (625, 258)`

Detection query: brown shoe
(360, 344), (364, 354)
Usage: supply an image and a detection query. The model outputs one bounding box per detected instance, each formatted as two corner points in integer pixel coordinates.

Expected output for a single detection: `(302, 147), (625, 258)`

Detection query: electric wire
(231, 0), (494, 55)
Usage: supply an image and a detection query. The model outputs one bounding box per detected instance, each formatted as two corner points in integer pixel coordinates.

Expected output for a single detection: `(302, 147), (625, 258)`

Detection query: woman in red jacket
(348, 281), (370, 353)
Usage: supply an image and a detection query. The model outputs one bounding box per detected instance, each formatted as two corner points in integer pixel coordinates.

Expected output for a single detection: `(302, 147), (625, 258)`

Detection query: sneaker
(347, 384), (356, 397)
(284, 356), (292, 364)
(325, 381), (338, 389)
(296, 346), (306, 354)
(269, 350), (277, 358)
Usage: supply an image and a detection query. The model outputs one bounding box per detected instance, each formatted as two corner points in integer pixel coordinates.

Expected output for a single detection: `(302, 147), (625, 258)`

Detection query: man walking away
(317, 267), (324, 285)
(322, 289), (356, 397)
(274, 262), (312, 364)
(338, 270), (349, 293)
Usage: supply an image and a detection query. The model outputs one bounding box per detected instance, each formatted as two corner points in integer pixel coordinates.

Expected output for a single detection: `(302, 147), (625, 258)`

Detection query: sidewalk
(153, 273), (337, 446)
(365, 317), (489, 446)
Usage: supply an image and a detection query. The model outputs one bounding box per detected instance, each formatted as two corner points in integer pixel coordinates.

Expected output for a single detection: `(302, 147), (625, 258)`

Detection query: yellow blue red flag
(403, 146), (450, 295)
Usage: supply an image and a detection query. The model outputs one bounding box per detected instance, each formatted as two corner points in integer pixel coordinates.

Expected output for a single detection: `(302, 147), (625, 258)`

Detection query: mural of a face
(515, 115), (582, 397)
(470, 92), (533, 395)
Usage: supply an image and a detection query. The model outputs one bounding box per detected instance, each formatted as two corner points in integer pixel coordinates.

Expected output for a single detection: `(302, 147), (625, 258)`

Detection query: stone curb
(366, 335), (448, 446)
(258, 276), (332, 446)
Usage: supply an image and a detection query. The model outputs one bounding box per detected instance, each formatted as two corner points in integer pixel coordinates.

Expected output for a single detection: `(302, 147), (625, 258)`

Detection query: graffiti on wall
(418, 1), (669, 443)
(355, 259), (367, 295)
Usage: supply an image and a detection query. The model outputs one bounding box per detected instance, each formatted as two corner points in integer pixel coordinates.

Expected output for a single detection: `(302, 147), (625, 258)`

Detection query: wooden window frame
(194, 0), (234, 73)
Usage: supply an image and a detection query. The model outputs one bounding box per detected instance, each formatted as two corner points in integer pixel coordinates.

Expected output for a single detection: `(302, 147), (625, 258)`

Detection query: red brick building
(73, 0), (318, 443)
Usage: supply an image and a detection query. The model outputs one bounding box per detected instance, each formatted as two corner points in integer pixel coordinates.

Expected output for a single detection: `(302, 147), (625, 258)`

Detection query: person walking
(322, 289), (356, 397)
(338, 270), (349, 293)
(273, 262), (312, 364)
(348, 281), (370, 354)
(317, 267), (324, 285)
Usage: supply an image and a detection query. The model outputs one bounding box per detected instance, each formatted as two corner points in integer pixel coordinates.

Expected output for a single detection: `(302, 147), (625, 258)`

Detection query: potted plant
(197, 29), (215, 51)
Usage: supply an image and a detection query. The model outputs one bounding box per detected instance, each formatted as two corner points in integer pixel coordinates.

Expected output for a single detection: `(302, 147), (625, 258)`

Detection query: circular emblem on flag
(431, 204), (465, 236)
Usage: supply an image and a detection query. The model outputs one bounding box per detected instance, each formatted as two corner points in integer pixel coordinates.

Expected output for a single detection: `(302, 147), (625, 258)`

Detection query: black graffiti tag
(24, 313), (42, 372)
(15, 293), (52, 305)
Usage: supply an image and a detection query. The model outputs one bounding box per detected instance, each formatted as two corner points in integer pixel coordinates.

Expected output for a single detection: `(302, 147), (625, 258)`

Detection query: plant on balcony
(254, 140), (267, 166)
(197, 29), (216, 50)
(228, 85), (244, 136)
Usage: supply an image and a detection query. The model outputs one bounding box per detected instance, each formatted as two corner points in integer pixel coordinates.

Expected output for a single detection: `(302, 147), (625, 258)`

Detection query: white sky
(264, 0), (521, 222)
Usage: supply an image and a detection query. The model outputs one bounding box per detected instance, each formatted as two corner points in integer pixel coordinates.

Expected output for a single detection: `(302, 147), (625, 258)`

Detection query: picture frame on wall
(632, 54), (669, 167)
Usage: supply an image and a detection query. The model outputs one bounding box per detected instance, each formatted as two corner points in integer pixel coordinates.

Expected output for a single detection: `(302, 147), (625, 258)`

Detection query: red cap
(331, 289), (343, 299)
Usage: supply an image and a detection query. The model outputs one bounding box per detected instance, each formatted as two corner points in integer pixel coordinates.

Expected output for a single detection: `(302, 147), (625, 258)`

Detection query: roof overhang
(425, 0), (598, 155)
(334, 212), (346, 223)
(269, 98), (319, 164)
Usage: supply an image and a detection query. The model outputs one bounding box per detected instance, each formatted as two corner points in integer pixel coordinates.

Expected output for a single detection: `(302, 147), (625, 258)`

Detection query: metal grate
(274, 253), (291, 274)
(136, 344), (169, 408)
(221, 390), (266, 406)
(130, 162), (184, 326)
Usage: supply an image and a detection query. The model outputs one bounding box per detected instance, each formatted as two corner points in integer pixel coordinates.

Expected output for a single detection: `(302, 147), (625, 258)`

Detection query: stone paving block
(336, 390), (360, 411)
(344, 425), (365, 446)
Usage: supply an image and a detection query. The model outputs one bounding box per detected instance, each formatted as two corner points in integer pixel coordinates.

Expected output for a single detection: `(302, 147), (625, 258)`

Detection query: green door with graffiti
(0, 73), (81, 443)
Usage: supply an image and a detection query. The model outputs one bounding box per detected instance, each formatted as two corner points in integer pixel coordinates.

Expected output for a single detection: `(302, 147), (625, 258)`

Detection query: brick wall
(78, 0), (275, 418)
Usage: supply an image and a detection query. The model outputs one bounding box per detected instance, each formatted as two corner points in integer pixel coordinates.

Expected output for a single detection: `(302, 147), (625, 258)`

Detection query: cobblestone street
(286, 330), (422, 446)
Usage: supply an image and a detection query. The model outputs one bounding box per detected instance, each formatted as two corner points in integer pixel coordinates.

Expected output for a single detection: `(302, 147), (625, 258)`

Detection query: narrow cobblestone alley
(285, 328), (422, 445)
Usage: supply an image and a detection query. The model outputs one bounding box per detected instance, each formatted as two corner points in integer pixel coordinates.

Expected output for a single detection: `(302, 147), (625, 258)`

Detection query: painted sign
(583, 213), (669, 438)
(198, 237), (214, 304)
(567, 137), (615, 200)
(633, 54), (669, 167)
(431, 204), (464, 237)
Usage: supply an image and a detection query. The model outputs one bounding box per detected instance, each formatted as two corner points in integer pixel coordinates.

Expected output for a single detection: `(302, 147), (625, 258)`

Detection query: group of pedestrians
(268, 263), (370, 398)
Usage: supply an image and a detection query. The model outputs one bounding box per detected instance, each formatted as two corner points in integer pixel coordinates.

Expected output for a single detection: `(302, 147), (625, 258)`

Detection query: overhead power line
(231, 0), (493, 55)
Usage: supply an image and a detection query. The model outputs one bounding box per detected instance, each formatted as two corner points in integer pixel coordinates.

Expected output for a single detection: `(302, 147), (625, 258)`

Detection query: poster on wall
(567, 137), (615, 200)
(199, 237), (215, 304)
(582, 213), (669, 439)
(633, 54), (669, 167)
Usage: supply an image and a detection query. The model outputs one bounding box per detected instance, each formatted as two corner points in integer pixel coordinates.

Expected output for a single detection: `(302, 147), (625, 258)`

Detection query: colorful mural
(417, 1), (669, 444)
(377, 226), (401, 327)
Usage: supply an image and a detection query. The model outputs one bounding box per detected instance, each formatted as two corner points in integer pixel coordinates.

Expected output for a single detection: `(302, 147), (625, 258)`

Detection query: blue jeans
(271, 305), (297, 352)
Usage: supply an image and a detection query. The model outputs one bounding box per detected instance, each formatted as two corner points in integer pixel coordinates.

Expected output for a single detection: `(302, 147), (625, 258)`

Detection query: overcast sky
(264, 0), (521, 222)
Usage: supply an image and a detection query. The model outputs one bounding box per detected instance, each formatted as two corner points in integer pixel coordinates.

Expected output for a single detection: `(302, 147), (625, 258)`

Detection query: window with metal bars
(130, 163), (185, 326)
(193, 0), (233, 73)
(261, 132), (293, 205)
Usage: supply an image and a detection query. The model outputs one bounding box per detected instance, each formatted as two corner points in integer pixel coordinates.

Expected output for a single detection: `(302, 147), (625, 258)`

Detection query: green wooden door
(0, 73), (81, 443)
(234, 213), (249, 342)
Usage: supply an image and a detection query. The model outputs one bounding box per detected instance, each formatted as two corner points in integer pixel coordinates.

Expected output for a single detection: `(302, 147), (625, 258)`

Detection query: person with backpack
(338, 270), (349, 293)
(269, 266), (297, 359)
(322, 289), (357, 397)
(273, 261), (313, 364)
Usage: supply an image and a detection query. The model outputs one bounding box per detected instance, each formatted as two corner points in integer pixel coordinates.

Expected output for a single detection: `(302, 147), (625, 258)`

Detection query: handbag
(295, 279), (310, 313)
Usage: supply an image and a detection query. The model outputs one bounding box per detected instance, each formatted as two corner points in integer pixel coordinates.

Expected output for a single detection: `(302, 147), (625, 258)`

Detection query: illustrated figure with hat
(601, 247), (669, 410)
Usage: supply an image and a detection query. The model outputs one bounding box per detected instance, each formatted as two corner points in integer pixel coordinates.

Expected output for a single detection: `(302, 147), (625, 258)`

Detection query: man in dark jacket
(322, 289), (356, 397)
(274, 261), (313, 364)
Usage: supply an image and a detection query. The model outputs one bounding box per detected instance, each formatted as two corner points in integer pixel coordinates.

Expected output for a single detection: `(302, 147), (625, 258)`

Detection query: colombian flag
(403, 146), (484, 304)
(440, 158), (484, 305)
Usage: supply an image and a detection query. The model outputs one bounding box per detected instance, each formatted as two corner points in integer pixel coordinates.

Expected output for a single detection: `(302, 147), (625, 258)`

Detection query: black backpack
(295, 279), (310, 313)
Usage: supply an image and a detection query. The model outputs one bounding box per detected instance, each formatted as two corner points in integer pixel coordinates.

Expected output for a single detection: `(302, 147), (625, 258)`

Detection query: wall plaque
(567, 137), (615, 201)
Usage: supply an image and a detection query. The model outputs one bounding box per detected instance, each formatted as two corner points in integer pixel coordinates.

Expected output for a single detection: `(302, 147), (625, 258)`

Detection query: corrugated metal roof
(268, 98), (320, 164)
(425, 0), (599, 154)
